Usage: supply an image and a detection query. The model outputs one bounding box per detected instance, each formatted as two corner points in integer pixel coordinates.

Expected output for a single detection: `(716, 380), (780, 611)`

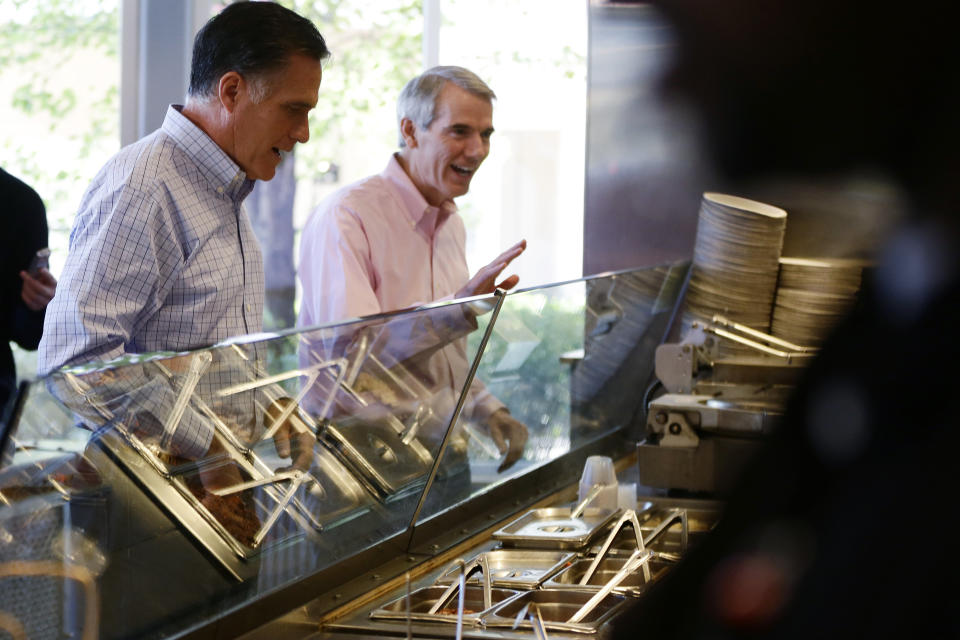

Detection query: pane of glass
(1, 296), (493, 637)
(438, 0), (588, 287)
(255, 0), (424, 330)
(417, 263), (689, 521)
(1, 1), (121, 383)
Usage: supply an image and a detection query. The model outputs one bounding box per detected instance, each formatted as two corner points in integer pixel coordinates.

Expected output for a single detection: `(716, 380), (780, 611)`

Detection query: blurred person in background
(1, 167), (57, 412)
(612, 0), (960, 637)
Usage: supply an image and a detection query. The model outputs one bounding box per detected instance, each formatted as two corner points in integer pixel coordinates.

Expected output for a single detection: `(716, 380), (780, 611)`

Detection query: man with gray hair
(298, 65), (528, 472)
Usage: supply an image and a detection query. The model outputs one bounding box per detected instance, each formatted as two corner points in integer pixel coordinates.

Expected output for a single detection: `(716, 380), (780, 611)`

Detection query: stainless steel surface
(544, 555), (673, 597)
(579, 510), (649, 585)
(369, 584), (520, 626)
(637, 436), (762, 494)
(648, 393), (780, 445)
(588, 501), (719, 555)
(483, 589), (628, 634)
(323, 415), (434, 499)
(567, 550), (649, 624)
(643, 508), (688, 551)
(435, 549), (576, 590)
(493, 507), (620, 550)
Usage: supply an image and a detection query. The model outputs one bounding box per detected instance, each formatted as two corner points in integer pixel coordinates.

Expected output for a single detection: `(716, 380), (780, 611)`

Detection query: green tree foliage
(0, 0), (119, 233)
(276, 0), (423, 179)
(470, 295), (585, 451)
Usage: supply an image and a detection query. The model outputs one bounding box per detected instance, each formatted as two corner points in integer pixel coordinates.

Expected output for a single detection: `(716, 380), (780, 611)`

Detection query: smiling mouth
(273, 147), (283, 160)
(451, 164), (475, 177)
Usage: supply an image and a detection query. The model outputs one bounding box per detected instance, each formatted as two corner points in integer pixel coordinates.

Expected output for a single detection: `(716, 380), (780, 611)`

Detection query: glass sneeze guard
(0, 262), (688, 639)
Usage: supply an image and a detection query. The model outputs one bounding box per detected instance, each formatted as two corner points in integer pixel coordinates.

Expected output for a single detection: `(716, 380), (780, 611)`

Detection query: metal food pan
(492, 507), (621, 550)
(434, 549), (576, 590)
(641, 506), (717, 532)
(542, 556), (673, 597)
(481, 588), (628, 634)
(369, 584), (520, 626)
(323, 416), (433, 498)
(272, 443), (374, 531)
(589, 508), (717, 556)
(169, 459), (264, 552)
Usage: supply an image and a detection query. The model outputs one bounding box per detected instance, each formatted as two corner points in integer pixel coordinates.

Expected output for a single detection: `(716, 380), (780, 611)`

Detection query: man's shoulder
(96, 129), (198, 196)
(326, 173), (393, 206)
(75, 130), (196, 233)
(313, 173), (399, 221)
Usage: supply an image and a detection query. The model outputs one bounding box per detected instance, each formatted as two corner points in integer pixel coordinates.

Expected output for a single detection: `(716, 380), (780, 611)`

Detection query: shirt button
(245, 304), (251, 312)
(217, 186), (225, 194)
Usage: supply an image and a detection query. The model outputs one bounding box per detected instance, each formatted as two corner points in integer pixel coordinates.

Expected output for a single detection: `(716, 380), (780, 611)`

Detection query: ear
(400, 117), (418, 148)
(217, 71), (243, 114)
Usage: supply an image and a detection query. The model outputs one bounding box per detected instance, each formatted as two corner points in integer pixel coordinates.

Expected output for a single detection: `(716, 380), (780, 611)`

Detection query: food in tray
(168, 457), (262, 548)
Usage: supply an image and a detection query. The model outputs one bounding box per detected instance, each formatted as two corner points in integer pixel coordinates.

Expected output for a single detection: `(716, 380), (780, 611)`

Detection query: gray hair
(396, 66), (496, 147)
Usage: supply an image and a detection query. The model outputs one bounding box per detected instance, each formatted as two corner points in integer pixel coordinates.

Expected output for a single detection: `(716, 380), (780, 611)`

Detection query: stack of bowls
(771, 257), (867, 347)
(684, 193), (788, 353)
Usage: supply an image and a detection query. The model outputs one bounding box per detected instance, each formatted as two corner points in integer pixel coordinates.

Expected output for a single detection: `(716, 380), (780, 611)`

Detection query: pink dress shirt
(297, 154), (502, 424)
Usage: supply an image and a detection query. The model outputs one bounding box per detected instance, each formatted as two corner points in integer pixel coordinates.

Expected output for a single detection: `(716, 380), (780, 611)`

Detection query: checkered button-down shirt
(39, 105), (264, 458)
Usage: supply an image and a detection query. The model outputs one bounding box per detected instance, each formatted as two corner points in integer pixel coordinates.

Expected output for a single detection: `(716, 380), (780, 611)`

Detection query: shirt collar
(162, 105), (255, 204)
(382, 154), (456, 232)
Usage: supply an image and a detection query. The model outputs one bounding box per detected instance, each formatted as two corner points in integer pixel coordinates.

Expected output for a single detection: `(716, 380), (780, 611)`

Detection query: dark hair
(188, 1), (330, 99)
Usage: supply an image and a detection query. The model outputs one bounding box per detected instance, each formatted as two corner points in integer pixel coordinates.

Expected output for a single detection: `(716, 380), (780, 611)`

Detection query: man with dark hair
(39, 2), (329, 467)
(1, 168), (57, 412)
(612, 1), (960, 637)
(297, 66), (528, 472)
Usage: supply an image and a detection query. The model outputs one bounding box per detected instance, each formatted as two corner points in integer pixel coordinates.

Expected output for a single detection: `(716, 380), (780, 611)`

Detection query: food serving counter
(0, 262), (707, 640)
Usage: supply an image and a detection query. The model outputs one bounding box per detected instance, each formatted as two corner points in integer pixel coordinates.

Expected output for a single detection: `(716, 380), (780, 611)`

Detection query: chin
(251, 167), (276, 182)
(448, 183), (471, 199)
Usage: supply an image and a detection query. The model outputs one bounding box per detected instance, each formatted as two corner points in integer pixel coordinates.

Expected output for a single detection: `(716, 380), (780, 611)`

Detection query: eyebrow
(447, 123), (495, 135)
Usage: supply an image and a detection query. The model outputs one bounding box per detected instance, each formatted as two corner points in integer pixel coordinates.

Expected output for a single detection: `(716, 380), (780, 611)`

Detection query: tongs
(512, 602), (549, 640)
(163, 351), (212, 448)
(580, 509), (650, 585)
(567, 548), (652, 624)
(428, 554), (493, 616)
(427, 556), (491, 640)
(570, 484), (604, 519)
(643, 508), (688, 551)
(706, 314), (816, 362)
(209, 468), (310, 547)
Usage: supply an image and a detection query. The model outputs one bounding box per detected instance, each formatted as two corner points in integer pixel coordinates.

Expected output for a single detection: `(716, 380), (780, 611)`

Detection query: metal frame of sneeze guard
(403, 289), (508, 550)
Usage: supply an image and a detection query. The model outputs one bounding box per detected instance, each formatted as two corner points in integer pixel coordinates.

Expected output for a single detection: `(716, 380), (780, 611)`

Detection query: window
(438, 0), (587, 288)
(1, 0), (121, 379)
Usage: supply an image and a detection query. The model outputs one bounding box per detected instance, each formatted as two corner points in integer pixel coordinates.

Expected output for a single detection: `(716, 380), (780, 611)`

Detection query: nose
(464, 133), (488, 161)
(292, 114), (310, 144)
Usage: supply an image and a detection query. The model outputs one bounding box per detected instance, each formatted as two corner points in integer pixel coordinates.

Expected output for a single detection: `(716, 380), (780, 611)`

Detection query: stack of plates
(771, 257), (867, 346)
(684, 193), (788, 350)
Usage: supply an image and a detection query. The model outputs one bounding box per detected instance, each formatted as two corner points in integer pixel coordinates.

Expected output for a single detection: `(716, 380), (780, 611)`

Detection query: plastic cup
(617, 482), (637, 511)
(579, 455), (618, 511)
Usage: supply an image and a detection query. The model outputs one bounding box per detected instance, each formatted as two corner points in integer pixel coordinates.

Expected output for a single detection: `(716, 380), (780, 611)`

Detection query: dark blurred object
(583, 3), (708, 274)
(581, 2), (897, 280)
(613, 0), (960, 637)
(0, 168), (49, 412)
